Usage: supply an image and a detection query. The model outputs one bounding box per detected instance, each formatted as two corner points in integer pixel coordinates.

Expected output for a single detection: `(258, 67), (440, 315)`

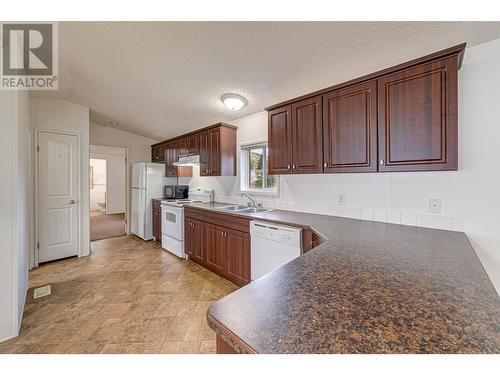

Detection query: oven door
(161, 204), (184, 241)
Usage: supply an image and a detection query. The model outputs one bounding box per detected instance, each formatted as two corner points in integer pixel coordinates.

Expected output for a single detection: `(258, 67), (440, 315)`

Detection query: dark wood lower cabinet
(185, 218), (205, 264)
(223, 228), (250, 286)
(216, 334), (238, 354)
(185, 209), (251, 287)
(205, 224), (225, 275)
(152, 199), (162, 242)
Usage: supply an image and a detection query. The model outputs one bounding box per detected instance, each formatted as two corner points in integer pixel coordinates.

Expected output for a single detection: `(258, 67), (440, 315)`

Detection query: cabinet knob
(292, 164), (296, 169)
(287, 164), (291, 169)
(324, 162), (327, 168)
(380, 159), (384, 165)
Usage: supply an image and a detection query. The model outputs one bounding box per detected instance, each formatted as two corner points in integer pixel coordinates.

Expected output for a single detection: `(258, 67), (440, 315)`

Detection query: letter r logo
(2, 24), (53, 75)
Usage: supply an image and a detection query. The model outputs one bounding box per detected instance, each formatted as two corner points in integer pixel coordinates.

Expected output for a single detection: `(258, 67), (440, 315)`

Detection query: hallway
(90, 211), (126, 241)
(0, 236), (237, 354)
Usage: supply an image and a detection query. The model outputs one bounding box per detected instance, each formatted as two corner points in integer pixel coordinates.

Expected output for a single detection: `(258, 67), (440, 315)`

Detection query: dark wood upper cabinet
(268, 105), (293, 175)
(178, 137), (189, 156)
(199, 130), (210, 176)
(164, 140), (177, 177)
(291, 96), (323, 173)
(377, 56), (458, 171)
(266, 44), (464, 175)
(209, 127), (221, 176)
(323, 81), (378, 173)
(187, 134), (199, 155)
(153, 123), (237, 177)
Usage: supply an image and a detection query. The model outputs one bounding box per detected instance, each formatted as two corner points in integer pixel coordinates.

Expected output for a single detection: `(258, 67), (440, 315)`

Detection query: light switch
(429, 198), (442, 214)
(337, 194), (346, 206)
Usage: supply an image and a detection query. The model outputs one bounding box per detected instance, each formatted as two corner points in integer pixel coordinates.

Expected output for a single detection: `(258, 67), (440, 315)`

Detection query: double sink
(215, 205), (271, 215)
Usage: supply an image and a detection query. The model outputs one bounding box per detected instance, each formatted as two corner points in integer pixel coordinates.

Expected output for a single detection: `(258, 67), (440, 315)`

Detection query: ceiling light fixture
(221, 93), (247, 110)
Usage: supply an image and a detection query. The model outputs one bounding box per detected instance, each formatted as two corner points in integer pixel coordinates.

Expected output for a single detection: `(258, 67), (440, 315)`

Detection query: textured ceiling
(33, 22), (500, 140)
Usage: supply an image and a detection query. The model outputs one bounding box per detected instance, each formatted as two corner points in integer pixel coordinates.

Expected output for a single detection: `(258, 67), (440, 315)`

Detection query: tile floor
(0, 235), (238, 354)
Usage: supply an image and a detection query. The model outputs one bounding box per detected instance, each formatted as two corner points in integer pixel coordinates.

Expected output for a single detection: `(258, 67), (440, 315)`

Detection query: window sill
(239, 188), (280, 197)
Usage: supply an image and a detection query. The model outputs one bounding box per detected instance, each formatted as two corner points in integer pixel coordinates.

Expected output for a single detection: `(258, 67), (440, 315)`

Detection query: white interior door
(38, 132), (79, 263)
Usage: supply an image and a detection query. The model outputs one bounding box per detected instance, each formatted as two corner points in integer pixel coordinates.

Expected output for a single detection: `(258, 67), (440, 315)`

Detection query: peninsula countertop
(186, 202), (499, 353)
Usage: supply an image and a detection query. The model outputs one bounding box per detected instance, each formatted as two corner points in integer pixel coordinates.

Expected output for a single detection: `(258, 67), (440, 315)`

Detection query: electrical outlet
(429, 198), (442, 214)
(337, 194), (346, 206)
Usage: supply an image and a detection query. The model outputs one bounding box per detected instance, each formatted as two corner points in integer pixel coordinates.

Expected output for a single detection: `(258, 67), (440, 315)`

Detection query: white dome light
(222, 93), (247, 110)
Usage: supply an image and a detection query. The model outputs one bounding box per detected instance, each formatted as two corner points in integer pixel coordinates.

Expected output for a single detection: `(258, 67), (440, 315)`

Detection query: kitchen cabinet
(291, 96), (323, 173)
(178, 136), (189, 155)
(205, 224), (225, 274)
(164, 140), (178, 177)
(266, 43), (464, 174)
(151, 143), (166, 163)
(187, 134), (199, 155)
(268, 105), (293, 174)
(200, 125), (235, 176)
(184, 207), (251, 286)
(152, 199), (162, 242)
(223, 228), (250, 286)
(323, 81), (378, 172)
(153, 123), (237, 177)
(268, 96), (322, 174)
(185, 218), (205, 264)
(377, 56), (458, 171)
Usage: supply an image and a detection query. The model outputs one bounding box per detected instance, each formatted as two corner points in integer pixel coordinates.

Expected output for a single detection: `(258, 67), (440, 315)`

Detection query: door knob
(69, 200), (76, 205)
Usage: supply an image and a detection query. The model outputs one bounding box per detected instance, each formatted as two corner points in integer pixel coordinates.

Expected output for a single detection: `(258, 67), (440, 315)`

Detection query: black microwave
(164, 185), (189, 199)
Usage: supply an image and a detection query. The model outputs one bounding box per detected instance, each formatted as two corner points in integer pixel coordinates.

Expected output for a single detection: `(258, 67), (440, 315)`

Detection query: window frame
(240, 142), (280, 196)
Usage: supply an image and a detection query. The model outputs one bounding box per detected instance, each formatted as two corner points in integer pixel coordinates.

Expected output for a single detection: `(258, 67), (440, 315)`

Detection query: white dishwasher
(250, 221), (302, 281)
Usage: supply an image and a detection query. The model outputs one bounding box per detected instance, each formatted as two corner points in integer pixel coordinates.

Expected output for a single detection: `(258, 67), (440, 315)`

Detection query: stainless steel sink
(215, 205), (248, 211)
(237, 207), (270, 214)
(215, 205), (271, 214)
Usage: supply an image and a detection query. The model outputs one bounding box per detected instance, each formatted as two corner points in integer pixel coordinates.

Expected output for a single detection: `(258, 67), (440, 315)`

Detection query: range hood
(173, 154), (200, 166)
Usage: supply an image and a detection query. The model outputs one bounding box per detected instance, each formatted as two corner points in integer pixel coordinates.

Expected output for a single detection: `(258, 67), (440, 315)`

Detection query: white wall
(89, 122), (158, 229)
(0, 88), (31, 342)
(189, 38), (500, 294)
(32, 98), (90, 258)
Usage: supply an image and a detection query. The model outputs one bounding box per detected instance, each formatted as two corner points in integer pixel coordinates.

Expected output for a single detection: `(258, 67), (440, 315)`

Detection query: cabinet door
(178, 137), (188, 156)
(152, 208), (160, 241)
(223, 229), (250, 286)
(165, 140), (178, 177)
(187, 134), (199, 155)
(209, 127), (221, 176)
(291, 96), (323, 173)
(205, 224), (225, 274)
(151, 145), (160, 162)
(184, 218), (195, 257)
(185, 218), (205, 264)
(377, 56), (458, 171)
(199, 130), (210, 176)
(268, 105), (293, 175)
(323, 81), (377, 173)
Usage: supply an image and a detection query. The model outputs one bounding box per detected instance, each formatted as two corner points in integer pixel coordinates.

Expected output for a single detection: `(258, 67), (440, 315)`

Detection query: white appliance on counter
(250, 221), (302, 281)
(161, 187), (213, 258)
(130, 163), (164, 241)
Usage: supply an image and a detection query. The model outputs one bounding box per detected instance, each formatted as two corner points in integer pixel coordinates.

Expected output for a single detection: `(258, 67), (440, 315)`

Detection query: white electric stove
(160, 188), (213, 258)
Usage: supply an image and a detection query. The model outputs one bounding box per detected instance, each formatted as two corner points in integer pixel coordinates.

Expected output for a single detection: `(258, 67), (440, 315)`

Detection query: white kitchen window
(240, 143), (279, 195)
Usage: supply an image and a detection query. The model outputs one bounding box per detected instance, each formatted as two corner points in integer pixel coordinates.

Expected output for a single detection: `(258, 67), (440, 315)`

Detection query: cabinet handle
(292, 164), (296, 169)
(287, 164), (291, 169)
(324, 162), (327, 168)
(380, 159), (384, 165)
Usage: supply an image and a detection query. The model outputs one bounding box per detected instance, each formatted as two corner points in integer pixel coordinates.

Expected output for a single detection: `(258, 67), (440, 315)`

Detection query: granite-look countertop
(188, 202), (500, 354)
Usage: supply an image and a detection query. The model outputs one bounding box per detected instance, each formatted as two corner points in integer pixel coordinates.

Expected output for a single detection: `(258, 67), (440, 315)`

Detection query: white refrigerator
(131, 163), (164, 240)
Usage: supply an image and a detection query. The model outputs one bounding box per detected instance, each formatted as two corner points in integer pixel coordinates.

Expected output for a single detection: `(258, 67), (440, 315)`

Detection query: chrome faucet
(240, 192), (258, 208)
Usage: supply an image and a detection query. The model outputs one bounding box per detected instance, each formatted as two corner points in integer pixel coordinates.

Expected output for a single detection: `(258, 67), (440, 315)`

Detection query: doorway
(89, 146), (127, 241)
